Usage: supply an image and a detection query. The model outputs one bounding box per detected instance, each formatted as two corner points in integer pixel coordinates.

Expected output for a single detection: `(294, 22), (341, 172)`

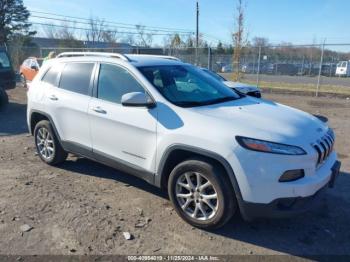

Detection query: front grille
(312, 129), (335, 167)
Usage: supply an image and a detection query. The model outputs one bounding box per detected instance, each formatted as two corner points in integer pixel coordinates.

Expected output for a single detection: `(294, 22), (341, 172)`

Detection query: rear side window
(0, 52), (11, 68)
(42, 63), (64, 86)
(59, 63), (95, 95)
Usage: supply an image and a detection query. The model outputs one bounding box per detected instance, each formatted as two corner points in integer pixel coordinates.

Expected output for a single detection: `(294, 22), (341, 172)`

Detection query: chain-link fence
(4, 43), (350, 96)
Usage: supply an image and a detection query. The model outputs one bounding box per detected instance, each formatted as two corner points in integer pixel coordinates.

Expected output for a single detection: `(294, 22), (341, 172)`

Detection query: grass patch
(244, 80), (350, 95)
(222, 74), (350, 96)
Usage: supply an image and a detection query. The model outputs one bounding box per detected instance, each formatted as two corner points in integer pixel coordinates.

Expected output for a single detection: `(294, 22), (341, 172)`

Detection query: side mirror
(121, 92), (155, 108)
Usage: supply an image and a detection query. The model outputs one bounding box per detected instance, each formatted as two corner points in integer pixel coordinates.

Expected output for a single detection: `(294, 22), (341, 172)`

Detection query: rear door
(44, 62), (96, 151)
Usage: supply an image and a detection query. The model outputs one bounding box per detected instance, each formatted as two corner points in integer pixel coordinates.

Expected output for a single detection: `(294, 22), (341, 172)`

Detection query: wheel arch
(156, 144), (244, 203)
(29, 110), (61, 141)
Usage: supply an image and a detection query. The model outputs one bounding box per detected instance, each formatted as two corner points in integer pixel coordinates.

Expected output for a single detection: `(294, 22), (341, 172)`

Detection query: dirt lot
(0, 87), (349, 257)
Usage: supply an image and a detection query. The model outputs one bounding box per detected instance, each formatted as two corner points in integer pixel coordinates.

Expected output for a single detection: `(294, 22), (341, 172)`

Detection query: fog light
(279, 169), (305, 182)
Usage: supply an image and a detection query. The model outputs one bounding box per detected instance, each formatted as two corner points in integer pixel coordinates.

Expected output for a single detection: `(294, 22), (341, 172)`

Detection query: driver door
(88, 63), (157, 174)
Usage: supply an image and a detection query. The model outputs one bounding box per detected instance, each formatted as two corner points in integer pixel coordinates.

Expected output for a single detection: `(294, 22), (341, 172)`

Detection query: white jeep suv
(27, 52), (341, 229)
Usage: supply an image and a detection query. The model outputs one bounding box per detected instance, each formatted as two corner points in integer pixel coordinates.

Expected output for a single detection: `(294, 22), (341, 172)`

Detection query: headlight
(327, 128), (335, 139)
(236, 136), (306, 155)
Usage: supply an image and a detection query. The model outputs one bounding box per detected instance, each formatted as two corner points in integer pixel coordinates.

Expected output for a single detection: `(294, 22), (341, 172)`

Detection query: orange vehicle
(19, 57), (43, 86)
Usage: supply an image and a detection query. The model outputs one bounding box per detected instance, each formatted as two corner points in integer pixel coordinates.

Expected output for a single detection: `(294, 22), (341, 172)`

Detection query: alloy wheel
(36, 127), (55, 160)
(175, 172), (218, 221)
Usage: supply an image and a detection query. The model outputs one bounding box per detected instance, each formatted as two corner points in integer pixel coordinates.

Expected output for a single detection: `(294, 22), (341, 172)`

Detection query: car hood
(190, 97), (328, 145)
(223, 81), (260, 93)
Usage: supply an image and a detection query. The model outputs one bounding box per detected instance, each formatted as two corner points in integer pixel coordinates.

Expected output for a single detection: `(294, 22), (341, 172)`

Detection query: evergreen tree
(0, 0), (35, 44)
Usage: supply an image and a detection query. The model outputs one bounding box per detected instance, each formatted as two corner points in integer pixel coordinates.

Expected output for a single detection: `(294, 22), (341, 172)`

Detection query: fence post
(256, 46), (262, 87)
(316, 40), (325, 97)
(207, 47), (212, 70)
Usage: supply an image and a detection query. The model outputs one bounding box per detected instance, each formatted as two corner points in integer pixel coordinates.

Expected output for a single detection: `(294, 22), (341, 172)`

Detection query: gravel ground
(0, 87), (349, 257)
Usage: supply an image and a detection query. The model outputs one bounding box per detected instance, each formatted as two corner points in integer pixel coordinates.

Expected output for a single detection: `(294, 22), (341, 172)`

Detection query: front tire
(34, 120), (67, 165)
(168, 158), (237, 229)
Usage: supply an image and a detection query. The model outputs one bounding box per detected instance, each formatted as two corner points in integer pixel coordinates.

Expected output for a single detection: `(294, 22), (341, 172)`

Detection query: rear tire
(34, 120), (67, 165)
(168, 158), (237, 229)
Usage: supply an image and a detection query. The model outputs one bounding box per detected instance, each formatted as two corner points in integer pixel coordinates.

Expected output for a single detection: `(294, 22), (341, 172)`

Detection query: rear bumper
(0, 79), (16, 90)
(239, 160), (341, 220)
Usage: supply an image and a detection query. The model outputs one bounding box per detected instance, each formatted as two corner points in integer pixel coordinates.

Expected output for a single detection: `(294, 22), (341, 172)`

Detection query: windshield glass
(202, 69), (227, 81)
(138, 65), (241, 107)
(0, 51), (11, 69)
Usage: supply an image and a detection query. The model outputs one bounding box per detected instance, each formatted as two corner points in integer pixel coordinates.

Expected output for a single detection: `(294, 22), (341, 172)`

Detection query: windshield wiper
(201, 96), (239, 105)
(174, 101), (206, 107)
(174, 96), (239, 107)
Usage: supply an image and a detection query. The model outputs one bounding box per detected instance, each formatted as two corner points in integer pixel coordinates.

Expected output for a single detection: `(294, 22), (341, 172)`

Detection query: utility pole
(316, 38), (326, 97)
(256, 46), (261, 87)
(196, 0), (199, 65)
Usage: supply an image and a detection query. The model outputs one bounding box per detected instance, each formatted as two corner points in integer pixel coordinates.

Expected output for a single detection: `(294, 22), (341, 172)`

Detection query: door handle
(92, 107), (107, 114)
(49, 95), (58, 101)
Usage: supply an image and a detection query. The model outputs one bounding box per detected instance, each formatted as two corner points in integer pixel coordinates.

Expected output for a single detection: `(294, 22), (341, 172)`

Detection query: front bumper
(239, 160), (341, 220)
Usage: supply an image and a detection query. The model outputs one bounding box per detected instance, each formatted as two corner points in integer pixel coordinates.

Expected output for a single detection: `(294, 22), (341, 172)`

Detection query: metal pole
(195, 0), (199, 65)
(256, 46), (262, 87)
(316, 39), (326, 97)
(207, 47), (211, 70)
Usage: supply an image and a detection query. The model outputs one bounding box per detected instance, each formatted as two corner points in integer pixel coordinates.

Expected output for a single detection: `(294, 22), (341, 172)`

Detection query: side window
(97, 64), (145, 104)
(42, 63), (64, 86)
(59, 63), (95, 95)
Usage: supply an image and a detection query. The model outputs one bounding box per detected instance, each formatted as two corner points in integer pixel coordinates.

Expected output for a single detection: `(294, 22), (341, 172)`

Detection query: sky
(23, 0), (350, 47)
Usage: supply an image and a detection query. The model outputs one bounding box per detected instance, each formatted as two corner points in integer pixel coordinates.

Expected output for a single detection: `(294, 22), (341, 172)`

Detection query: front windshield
(0, 52), (11, 69)
(138, 65), (241, 107)
(202, 69), (227, 81)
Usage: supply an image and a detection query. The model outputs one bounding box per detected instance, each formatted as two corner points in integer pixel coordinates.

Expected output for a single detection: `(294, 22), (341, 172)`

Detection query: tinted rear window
(0, 52), (10, 68)
(42, 63), (64, 86)
(59, 63), (94, 95)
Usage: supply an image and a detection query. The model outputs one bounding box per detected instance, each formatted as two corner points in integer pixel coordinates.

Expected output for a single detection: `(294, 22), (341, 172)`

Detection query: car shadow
(0, 101), (28, 136)
(208, 171), (350, 257)
(58, 157), (168, 199)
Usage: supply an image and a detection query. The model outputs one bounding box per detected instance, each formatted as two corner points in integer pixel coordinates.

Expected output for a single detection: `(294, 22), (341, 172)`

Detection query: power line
(29, 10), (194, 33)
(31, 22), (193, 36)
(30, 15), (193, 34)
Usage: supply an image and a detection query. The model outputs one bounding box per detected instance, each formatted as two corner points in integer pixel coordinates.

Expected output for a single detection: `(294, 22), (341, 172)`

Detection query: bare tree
(86, 17), (105, 43)
(171, 34), (182, 48)
(43, 21), (82, 48)
(252, 37), (269, 48)
(232, 0), (247, 80)
(184, 34), (194, 48)
(101, 29), (118, 44)
(135, 24), (153, 47)
(57, 21), (76, 40)
(123, 34), (135, 45)
(43, 24), (57, 39)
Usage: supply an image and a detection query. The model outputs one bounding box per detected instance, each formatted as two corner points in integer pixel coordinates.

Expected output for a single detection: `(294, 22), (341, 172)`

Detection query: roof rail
(56, 52), (130, 62)
(127, 54), (181, 61)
